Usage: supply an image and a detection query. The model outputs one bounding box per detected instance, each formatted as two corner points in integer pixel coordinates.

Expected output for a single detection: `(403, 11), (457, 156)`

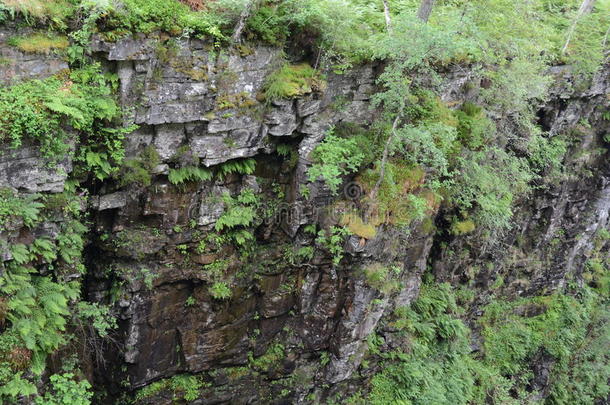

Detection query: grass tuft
(8, 33), (69, 54)
(263, 63), (326, 101)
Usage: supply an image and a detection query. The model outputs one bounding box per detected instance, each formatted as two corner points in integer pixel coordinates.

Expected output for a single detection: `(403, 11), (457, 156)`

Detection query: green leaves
(34, 373), (93, 405)
(105, 0), (227, 40)
(369, 282), (610, 405)
(215, 189), (259, 232)
(0, 191), (88, 399)
(369, 283), (477, 405)
(9, 244), (31, 264)
(449, 149), (533, 233)
(216, 158), (256, 180)
(0, 373), (37, 399)
(75, 302), (117, 338)
(0, 64), (124, 162)
(209, 281), (232, 300)
(308, 131), (365, 195)
(168, 166), (213, 185)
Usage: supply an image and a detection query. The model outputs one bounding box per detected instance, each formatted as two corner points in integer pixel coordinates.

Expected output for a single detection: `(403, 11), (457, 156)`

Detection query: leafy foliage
(168, 166), (213, 186)
(449, 149), (532, 233)
(315, 226), (349, 266)
(34, 373), (93, 405)
(366, 281), (610, 405)
(0, 0), (75, 28)
(368, 283), (484, 404)
(117, 145), (161, 187)
(134, 374), (204, 402)
(101, 0), (227, 40)
(308, 130), (365, 195)
(0, 64), (125, 165)
(0, 191), (91, 402)
(215, 188), (259, 232)
(0, 189), (44, 231)
(209, 281), (232, 300)
(216, 158), (256, 179)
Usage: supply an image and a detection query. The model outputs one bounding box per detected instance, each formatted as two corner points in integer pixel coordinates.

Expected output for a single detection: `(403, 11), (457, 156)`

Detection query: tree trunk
(562, 0), (596, 54)
(231, 0), (259, 43)
(416, 0), (436, 23)
(382, 0), (392, 32)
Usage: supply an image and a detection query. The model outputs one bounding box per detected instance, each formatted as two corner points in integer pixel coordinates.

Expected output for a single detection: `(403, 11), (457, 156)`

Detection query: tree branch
(231, 0), (260, 44)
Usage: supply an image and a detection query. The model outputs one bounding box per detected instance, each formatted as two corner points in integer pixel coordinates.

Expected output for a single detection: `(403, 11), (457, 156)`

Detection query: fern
(214, 190), (259, 232)
(216, 158), (256, 180)
(9, 244), (31, 264)
(0, 64), (123, 161)
(168, 166), (213, 185)
(0, 373), (37, 399)
(0, 189), (43, 231)
(31, 238), (57, 263)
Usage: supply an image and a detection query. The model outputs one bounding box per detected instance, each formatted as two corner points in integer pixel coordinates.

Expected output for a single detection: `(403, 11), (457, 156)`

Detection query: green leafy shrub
(481, 57), (552, 121)
(359, 162), (437, 227)
(215, 189), (259, 232)
(118, 146), (161, 187)
(454, 102), (495, 150)
(34, 373), (93, 405)
(368, 283), (485, 404)
(248, 342), (285, 371)
(103, 0), (226, 40)
(315, 226), (349, 266)
(209, 281), (231, 300)
(308, 130), (364, 195)
(0, 189), (44, 231)
(0, 65), (123, 162)
(527, 133), (567, 179)
(0, 192), (89, 402)
(451, 219), (476, 235)
(1, 0), (75, 28)
(363, 263), (401, 294)
(135, 374), (204, 402)
(245, 3), (290, 45)
(367, 280), (610, 405)
(75, 302), (117, 338)
(449, 149), (533, 233)
(479, 288), (609, 402)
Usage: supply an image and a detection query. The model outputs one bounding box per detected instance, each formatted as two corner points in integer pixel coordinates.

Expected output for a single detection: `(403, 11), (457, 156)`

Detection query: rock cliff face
(1, 28), (608, 404)
(433, 65), (610, 294)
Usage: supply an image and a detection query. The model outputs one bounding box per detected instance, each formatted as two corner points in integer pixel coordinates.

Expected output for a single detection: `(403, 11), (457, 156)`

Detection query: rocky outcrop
(0, 26), (69, 85)
(1, 25), (608, 404)
(431, 64), (610, 298)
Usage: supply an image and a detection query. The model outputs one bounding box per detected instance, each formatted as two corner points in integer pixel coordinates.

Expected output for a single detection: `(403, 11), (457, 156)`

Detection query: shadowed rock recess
(0, 4), (609, 405)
